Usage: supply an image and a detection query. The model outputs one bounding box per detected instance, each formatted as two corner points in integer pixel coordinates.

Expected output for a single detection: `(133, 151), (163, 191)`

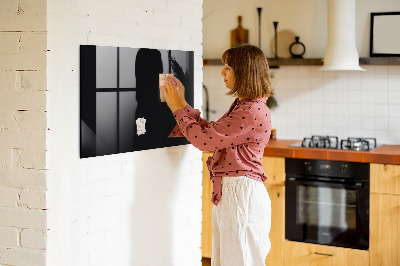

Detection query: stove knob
(305, 162), (312, 171)
(340, 164), (347, 174)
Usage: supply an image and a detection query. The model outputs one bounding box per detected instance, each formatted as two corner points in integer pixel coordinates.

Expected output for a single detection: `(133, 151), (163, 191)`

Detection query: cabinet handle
(314, 252), (335, 257)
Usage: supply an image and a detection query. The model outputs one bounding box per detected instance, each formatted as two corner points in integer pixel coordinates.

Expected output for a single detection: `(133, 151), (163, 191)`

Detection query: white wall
(203, 0), (400, 145)
(0, 0), (48, 265)
(203, 0), (400, 58)
(46, 0), (203, 266)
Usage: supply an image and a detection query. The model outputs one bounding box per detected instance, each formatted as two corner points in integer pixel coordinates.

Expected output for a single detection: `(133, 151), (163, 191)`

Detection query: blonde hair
(221, 44), (273, 99)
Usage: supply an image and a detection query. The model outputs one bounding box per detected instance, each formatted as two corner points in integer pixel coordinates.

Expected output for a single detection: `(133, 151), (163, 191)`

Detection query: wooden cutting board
(231, 16), (249, 48)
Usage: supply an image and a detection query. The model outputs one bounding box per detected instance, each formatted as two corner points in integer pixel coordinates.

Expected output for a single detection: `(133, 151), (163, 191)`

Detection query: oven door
(285, 177), (369, 250)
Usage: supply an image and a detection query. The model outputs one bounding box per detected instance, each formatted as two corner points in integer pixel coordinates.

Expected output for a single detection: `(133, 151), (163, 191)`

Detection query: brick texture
(0, 0), (47, 264)
(19, 189), (47, 209)
(0, 208), (47, 230)
(0, 187), (19, 208)
(0, 247), (46, 266)
(0, 227), (19, 247)
(21, 229), (47, 249)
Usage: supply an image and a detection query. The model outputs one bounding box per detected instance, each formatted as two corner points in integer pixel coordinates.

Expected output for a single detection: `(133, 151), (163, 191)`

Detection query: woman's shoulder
(240, 98), (269, 111)
(245, 99), (271, 121)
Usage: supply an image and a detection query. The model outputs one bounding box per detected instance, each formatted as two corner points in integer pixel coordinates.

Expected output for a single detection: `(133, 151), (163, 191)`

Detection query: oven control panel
(286, 158), (369, 180)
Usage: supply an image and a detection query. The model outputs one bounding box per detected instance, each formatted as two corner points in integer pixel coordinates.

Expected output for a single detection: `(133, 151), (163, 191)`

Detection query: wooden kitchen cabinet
(370, 163), (400, 195)
(262, 156), (285, 266)
(370, 163), (400, 266)
(261, 156), (285, 186)
(264, 184), (285, 266)
(201, 154), (286, 266)
(284, 241), (369, 266)
(370, 193), (400, 266)
(202, 152), (214, 258)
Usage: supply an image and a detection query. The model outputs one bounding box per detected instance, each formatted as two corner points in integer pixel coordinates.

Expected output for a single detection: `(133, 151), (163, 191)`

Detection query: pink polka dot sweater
(169, 97), (272, 206)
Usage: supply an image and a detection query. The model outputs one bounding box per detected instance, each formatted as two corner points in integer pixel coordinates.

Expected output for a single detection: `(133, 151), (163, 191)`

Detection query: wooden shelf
(203, 58), (323, 67)
(359, 57), (400, 65)
(268, 58), (322, 67)
(203, 57), (400, 67)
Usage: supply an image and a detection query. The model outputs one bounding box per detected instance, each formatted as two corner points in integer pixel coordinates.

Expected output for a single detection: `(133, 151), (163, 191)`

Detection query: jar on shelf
(289, 36), (306, 58)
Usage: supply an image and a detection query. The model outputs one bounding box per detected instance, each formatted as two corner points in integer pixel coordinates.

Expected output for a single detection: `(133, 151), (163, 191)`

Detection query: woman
(162, 44), (273, 266)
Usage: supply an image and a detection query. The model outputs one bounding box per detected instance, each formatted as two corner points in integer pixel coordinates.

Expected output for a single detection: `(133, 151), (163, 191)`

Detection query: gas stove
(289, 135), (381, 151)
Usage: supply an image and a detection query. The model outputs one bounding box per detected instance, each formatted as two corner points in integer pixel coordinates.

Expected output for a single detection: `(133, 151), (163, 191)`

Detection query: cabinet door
(202, 152), (213, 258)
(370, 193), (400, 266)
(284, 241), (369, 266)
(370, 163), (400, 195)
(261, 156), (285, 185)
(264, 185), (284, 266)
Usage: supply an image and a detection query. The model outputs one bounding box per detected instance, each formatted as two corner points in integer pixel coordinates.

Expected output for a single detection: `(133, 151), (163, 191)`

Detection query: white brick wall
(3, 0), (203, 264)
(0, 227), (19, 247)
(0, 0), (48, 265)
(21, 229), (47, 250)
(46, 1), (203, 266)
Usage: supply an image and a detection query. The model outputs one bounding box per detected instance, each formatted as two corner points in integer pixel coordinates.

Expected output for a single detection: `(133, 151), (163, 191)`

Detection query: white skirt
(212, 176), (271, 266)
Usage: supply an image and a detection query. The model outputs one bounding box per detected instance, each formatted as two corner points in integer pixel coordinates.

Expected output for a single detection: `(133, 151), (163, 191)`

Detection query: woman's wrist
(171, 103), (184, 113)
(179, 100), (188, 109)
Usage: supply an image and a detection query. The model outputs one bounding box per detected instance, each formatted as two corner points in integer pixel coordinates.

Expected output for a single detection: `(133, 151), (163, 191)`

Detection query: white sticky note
(136, 117), (146, 136)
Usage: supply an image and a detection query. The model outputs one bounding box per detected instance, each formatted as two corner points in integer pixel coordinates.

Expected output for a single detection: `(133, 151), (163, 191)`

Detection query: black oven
(285, 158), (369, 250)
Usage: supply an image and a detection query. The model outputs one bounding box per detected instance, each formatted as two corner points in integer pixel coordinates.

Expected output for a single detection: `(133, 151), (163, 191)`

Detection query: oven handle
(286, 177), (364, 189)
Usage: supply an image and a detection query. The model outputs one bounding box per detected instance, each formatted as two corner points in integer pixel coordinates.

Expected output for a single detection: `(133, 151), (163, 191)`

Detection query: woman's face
(220, 64), (235, 89)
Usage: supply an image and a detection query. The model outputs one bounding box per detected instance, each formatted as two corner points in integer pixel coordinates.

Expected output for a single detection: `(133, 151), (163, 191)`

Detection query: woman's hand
(161, 76), (185, 113)
(173, 76), (187, 108)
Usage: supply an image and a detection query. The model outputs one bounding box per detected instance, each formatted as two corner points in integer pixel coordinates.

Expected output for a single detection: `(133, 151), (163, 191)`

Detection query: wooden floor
(202, 257), (211, 266)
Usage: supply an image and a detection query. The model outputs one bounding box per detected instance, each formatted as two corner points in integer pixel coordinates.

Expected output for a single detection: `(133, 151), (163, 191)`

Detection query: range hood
(320, 0), (365, 71)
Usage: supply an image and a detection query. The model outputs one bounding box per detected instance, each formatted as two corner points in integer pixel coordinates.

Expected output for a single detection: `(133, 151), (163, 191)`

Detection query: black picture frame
(80, 45), (194, 158)
(370, 12), (400, 57)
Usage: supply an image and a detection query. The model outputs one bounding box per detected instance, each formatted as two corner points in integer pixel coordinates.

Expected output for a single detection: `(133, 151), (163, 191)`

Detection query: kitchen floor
(202, 257), (211, 266)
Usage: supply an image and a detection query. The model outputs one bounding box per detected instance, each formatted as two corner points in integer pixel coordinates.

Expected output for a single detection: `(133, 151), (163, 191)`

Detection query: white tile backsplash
(336, 115), (348, 129)
(389, 131), (400, 143)
(298, 77), (311, 89)
(389, 104), (400, 117)
(375, 117), (389, 129)
(374, 78), (388, 91)
(388, 91), (400, 104)
(375, 104), (389, 117)
(361, 104), (374, 117)
(389, 118), (400, 131)
(204, 64), (400, 145)
(362, 89), (375, 103)
(374, 90), (388, 104)
(336, 103), (349, 116)
(374, 65), (388, 77)
(323, 103), (336, 116)
(362, 116), (375, 130)
(388, 66), (400, 76)
(286, 77), (299, 89)
(375, 130), (389, 144)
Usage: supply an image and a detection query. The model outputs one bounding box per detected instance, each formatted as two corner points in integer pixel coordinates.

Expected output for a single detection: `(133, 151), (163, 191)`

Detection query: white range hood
(320, 0), (365, 71)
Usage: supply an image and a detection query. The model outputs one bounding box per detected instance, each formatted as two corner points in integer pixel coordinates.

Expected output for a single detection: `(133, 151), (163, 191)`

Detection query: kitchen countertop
(263, 139), (400, 165)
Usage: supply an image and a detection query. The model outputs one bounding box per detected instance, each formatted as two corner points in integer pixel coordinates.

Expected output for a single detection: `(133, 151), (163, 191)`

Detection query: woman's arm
(181, 103), (211, 128)
(172, 106), (256, 152)
(168, 103), (213, 138)
(162, 76), (211, 137)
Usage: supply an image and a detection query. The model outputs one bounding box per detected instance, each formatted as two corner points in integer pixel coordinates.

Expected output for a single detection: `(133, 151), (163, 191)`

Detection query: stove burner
(295, 136), (379, 151)
(340, 137), (377, 151)
(301, 135), (339, 149)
